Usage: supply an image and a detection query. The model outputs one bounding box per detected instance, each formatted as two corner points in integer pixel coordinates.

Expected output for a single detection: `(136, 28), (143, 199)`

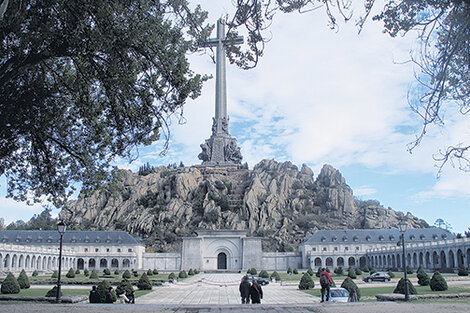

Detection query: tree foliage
(1, 272), (20, 294)
(393, 278), (417, 295)
(137, 272), (152, 290)
(430, 271), (448, 291)
(0, 0), (210, 205)
(298, 272), (315, 290)
(18, 269), (30, 289)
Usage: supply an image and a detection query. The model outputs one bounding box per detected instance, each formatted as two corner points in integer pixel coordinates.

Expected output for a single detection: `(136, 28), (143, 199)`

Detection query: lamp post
(56, 220), (66, 303)
(398, 220), (410, 301)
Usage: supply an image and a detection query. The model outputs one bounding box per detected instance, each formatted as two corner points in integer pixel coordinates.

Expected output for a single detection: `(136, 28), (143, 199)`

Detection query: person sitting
(89, 285), (100, 303)
(127, 290), (135, 304)
(118, 290), (130, 304)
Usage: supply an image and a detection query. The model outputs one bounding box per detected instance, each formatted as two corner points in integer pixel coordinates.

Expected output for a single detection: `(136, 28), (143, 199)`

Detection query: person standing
(105, 286), (115, 303)
(320, 268), (333, 303)
(250, 280), (263, 304)
(239, 275), (251, 304)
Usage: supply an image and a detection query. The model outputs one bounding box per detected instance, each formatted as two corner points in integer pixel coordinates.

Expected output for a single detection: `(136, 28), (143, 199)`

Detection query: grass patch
(28, 273), (169, 285)
(1, 288), (153, 298)
(278, 273), (303, 281)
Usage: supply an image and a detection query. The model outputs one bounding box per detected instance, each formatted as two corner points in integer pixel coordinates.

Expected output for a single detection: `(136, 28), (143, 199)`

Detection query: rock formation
(60, 160), (428, 252)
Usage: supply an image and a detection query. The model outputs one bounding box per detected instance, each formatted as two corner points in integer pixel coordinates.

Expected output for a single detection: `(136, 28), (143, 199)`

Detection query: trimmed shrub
(355, 268), (362, 276)
(75, 269), (80, 275)
(45, 285), (61, 298)
(287, 267), (292, 275)
(66, 268), (76, 278)
(153, 269), (159, 275)
(248, 268), (257, 275)
(114, 269), (120, 275)
(178, 270), (188, 279)
(325, 267), (331, 273)
(315, 267), (322, 277)
(32, 270), (38, 277)
(417, 267), (430, 286)
(194, 269), (200, 274)
(393, 278), (417, 295)
(334, 267), (344, 275)
(97, 280), (116, 303)
(362, 266), (369, 273)
(89, 270), (99, 279)
(103, 268), (111, 275)
(293, 268), (298, 274)
(147, 269), (153, 276)
(168, 272), (176, 281)
(116, 279), (133, 296)
(298, 273), (315, 290)
(307, 268), (314, 276)
(341, 277), (360, 301)
(133, 270), (139, 277)
(430, 271), (448, 291)
(387, 270), (395, 278)
(51, 270), (58, 279)
(137, 273), (152, 290)
(369, 266), (377, 274)
(347, 267), (357, 279)
(188, 269), (194, 276)
(406, 265), (413, 274)
(1, 272), (20, 294)
(270, 271), (281, 281)
(458, 264), (469, 276)
(259, 270), (269, 278)
(122, 270), (131, 279)
(84, 269), (89, 277)
(18, 270), (30, 289)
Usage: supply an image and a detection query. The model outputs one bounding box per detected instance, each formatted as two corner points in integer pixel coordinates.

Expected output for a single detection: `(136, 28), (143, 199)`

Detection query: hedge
(1, 272), (20, 294)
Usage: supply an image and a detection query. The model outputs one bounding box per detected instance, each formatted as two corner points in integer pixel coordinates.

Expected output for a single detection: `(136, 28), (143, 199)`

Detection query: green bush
(122, 270), (131, 279)
(89, 270), (99, 279)
(287, 267), (292, 275)
(248, 268), (258, 275)
(369, 266), (377, 274)
(298, 273), (315, 290)
(188, 269), (194, 276)
(341, 277), (360, 301)
(133, 270), (139, 277)
(178, 270), (188, 278)
(153, 269), (159, 275)
(259, 270), (269, 278)
(97, 280), (116, 303)
(137, 273), (152, 290)
(430, 271), (448, 291)
(147, 269), (153, 276)
(406, 265), (413, 274)
(84, 269), (89, 276)
(347, 267), (357, 279)
(293, 268), (298, 274)
(362, 266), (369, 273)
(1, 272), (20, 294)
(315, 267), (322, 277)
(355, 268), (362, 276)
(45, 285), (61, 298)
(393, 278), (417, 295)
(458, 264), (469, 276)
(114, 269), (120, 275)
(194, 269), (199, 274)
(66, 268), (76, 278)
(270, 271), (281, 281)
(75, 269), (80, 275)
(307, 268), (314, 276)
(18, 270), (30, 289)
(334, 267), (343, 275)
(417, 267), (430, 286)
(103, 268), (111, 275)
(168, 272), (176, 281)
(116, 279), (133, 296)
(32, 270), (38, 277)
(387, 270), (395, 278)
(51, 270), (58, 279)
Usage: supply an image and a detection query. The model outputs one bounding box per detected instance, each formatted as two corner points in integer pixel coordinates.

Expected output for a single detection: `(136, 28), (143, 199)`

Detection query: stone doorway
(217, 252), (227, 270)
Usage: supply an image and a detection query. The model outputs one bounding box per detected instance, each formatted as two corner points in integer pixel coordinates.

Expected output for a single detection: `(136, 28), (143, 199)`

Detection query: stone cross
(198, 19), (244, 166)
(203, 19), (243, 135)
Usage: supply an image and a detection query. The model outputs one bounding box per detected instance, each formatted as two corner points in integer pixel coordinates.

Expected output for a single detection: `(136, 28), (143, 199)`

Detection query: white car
(328, 287), (350, 303)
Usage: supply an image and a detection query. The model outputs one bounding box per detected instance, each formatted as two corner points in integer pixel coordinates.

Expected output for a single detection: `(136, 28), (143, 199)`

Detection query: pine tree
(430, 271), (448, 291)
(137, 273), (152, 290)
(122, 270), (131, 279)
(66, 268), (76, 278)
(298, 273), (315, 290)
(18, 269), (30, 289)
(89, 270), (99, 279)
(417, 267), (430, 286)
(1, 272), (20, 294)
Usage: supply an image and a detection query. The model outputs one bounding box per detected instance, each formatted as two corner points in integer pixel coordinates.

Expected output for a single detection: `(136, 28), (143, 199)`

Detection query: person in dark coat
(105, 287), (115, 303)
(239, 275), (251, 304)
(320, 268), (333, 303)
(89, 285), (100, 303)
(250, 280), (263, 304)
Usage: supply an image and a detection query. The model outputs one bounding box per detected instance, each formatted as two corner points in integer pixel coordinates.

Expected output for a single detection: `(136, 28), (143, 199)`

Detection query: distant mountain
(60, 160), (428, 252)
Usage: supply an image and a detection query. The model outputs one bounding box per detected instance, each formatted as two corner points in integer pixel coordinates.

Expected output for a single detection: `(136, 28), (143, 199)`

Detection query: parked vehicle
(328, 287), (350, 303)
(246, 275), (270, 286)
(362, 272), (391, 282)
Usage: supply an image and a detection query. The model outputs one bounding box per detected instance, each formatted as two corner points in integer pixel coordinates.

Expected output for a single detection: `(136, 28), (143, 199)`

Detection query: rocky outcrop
(60, 160), (429, 252)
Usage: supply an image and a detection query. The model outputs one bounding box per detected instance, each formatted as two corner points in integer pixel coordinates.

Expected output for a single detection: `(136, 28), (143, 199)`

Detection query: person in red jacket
(319, 268), (333, 302)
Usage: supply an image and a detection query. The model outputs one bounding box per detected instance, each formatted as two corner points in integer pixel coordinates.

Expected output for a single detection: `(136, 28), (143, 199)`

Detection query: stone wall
(142, 253), (181, 271)
(261, 252), (302, 271)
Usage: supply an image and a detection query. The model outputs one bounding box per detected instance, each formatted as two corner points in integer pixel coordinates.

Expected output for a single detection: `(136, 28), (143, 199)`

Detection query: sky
(1, 1), (469, 233)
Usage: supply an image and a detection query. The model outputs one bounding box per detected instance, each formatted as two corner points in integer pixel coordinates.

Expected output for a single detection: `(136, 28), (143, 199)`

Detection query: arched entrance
(217, 252), (227, 270)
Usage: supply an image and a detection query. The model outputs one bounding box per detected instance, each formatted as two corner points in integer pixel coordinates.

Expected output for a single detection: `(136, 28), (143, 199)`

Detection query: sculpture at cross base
(198, 19), (243, 166)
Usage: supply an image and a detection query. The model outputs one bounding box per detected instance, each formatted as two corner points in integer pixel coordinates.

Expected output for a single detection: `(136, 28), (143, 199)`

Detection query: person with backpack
(89, 285), (100, 303)
(319, 268), (333, 303)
